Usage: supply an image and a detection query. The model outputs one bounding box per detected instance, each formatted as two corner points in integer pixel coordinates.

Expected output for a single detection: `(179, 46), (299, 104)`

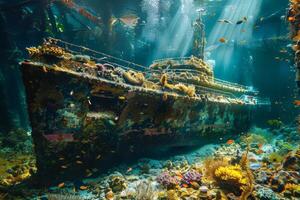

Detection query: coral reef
(182, 169), (202, 184)
(135, 181), (157, 200)
(214, 164), (248, 194)
(47, 193), (84, 200)
(156, 171), (179, 189)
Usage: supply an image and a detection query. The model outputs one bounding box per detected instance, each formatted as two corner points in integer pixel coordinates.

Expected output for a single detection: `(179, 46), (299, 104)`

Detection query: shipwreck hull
(21, 61), (253, 179)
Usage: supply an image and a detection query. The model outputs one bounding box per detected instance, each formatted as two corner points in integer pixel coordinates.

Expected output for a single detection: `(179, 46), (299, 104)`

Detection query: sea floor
(0, 125), (299, 200)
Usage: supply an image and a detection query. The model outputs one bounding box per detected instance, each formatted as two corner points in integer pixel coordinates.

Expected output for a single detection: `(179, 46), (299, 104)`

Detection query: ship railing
(238, 95), (271, 106)
(151, 57), (252, 92)
(46, 37), (151, 73)
(151, 68), (251, 93)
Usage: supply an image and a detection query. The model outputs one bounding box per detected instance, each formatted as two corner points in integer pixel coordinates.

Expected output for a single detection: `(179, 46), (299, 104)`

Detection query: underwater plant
(267, 119), (283, 129)
(135, 181), (157, 200)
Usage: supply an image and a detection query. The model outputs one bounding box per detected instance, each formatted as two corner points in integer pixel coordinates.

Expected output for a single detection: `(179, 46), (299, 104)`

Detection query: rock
(283, 191), (293, 198)
(199, 185), (209, 193)
(105, 189), (114, 200)
(126, 175), (139, 182)
(190, 181), (200, 190)
(108, 174), (127, 193)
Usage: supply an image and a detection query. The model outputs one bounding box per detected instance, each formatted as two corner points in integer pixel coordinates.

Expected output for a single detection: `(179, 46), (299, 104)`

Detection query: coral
(214, 165), (248, 191)
(182, 169), (202, 184)
(241, 133), (267, 146)
(156, 171), (179, 189)
(284, 183), (300, 196)
(282, 147), (300, 170)
(123, 70), (145, 86)
(27, 43), (67, 58)
(109, 175), (127, 192)
(239, 148), (254, 200)
(135, 181), (157, 200)
(159, 74), (195, 97)
(47, 193), (84, 200)
(267, 119), (283, 129)
(166, 190), (180, 200)
(203, 157), (229, 182)
(268, 152), (284, 163)
(256, 186), (279, 200)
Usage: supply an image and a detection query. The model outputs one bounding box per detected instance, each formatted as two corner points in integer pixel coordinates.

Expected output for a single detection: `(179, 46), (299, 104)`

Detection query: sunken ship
(21, 18), (269, 178)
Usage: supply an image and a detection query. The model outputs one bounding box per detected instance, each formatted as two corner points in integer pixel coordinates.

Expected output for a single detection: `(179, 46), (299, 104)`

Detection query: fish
(119, 15), (139, 27)
(43, 133), (75, 143)
(288, 16), (295, 22)
(236, 20), (244, 25)
(61, 165), (68, 169)
(182, 183), (189, 188)
(96, 154), (101, 160)
(118, 96), (126, 100)
(257, 143), (263, 149)
(256, 149), (264, 155)
(243, 17), (248, 21)
(76, 160), (83, 164)
(126, 167), (133, 173)
(58, 182), (65, 188)
(218, 19), (233, 24)
(226, 139), (235, 145)
(294, 100), (300, 106)
(219, 38), (227, 43)
(79, 185), (88, 190)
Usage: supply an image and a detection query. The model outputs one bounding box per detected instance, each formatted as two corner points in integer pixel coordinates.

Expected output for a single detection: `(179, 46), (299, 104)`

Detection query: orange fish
(182, 184), (189, 188)
(288, 16), (295, 22)
(219, 37), (227, 43)
(58, 182), (65, 188)
(226, 139), (235, 145)
(256, 149), (264, 155)
(79, 185), (88, 190)
(294, 100), (300, 106)
(257, 143), (263, 149)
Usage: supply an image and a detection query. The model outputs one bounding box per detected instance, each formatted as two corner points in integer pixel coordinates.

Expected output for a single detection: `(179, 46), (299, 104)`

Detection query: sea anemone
(156, 171), (179, 189)
(182, 169), (202, 184)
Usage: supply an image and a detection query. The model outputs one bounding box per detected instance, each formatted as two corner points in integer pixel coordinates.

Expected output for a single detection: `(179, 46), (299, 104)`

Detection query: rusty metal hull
(21, 61), (253, 178)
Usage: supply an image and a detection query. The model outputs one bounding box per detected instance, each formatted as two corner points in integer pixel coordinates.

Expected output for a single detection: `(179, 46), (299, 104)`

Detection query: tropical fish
(294, 100), (300, 106)
(126, 167), (133, 173)
(182, 183), (189, 188)
(218, 19), (233, 24)
(219, 38), (227, 43)
(236, 20), (244, 25)
(226, 139), (235, 145)
(119, 15), (139, 27)
(256, 149), (264, 155)
(80, 185), (88, 190)
(76, 160), (83, 164)
(236, 17), (247, 25)
(43, 133), (75, 143)
(118, 96), (126, 100)
(58, 182), (65, 188)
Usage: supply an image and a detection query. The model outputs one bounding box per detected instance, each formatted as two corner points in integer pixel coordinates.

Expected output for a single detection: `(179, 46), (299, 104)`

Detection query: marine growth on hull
(0, 0), (299, 200)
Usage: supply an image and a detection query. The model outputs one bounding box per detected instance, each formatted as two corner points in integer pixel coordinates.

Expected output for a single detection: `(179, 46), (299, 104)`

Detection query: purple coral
(182, 170), (202, 184)
(156, 171), (179, 188)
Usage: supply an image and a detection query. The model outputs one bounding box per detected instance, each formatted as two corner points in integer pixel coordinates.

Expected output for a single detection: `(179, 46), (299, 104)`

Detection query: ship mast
(192, 9), (206, 60)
